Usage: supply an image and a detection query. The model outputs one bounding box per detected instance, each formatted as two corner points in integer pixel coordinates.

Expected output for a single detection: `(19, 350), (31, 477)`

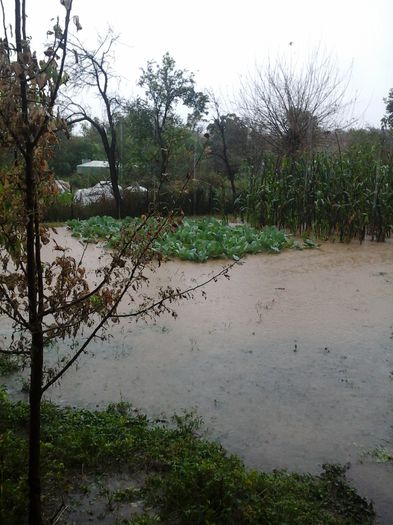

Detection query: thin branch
(42, 209), (170, 317)
(0, 299), (29, 328)
(41, 259), (237, 395)
(113, 261), (236, 320)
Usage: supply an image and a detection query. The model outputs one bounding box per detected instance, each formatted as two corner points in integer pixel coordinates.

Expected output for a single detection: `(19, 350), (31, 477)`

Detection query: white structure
(74, 181), (122, 205)
(125, 184), (148, 193)
(55, 179), (71, 193)
(76, 160), (110, 175)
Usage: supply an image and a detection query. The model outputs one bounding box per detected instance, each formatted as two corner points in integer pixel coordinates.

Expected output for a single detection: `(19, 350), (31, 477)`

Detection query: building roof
(76, 160), (109, 169)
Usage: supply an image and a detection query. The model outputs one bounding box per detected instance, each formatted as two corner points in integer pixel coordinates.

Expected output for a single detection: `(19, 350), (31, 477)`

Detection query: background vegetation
(45, 49), (393, 243)
(49, 121), (393, 243)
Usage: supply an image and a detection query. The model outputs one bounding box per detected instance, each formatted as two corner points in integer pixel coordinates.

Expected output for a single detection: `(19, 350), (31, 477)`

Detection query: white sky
(3, 0), (393, 127)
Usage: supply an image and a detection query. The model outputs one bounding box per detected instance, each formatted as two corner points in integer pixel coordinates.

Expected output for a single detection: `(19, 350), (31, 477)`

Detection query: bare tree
(207, 94), (250, 205)
(238, 50), (353, 156)
(64, 31), (123, 217)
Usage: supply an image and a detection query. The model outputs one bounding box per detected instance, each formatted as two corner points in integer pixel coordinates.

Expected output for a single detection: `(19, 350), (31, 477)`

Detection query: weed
(20, 379), (30, 394)
(100, 485), (142, 511)
(369, 446), (393, 463)
(0, 354), (20, 376)
(125, 515), (161, 524)
(0, 389), (375, 524)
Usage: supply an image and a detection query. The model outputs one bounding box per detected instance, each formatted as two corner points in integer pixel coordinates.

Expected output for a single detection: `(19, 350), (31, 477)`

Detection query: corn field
(238, 147), (393, 242)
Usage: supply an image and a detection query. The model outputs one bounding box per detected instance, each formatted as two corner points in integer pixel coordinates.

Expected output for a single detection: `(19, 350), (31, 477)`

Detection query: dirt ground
(2, 230), (393, 523)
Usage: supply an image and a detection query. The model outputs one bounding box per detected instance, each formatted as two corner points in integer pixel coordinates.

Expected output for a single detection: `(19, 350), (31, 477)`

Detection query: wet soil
(2, 230), (393, 523)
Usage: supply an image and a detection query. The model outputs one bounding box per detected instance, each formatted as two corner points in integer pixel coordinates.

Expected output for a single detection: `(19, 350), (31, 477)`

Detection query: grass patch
(67, 216), (316, 262)
(0, 389), (374, 524)
(369, 446), (393, 463)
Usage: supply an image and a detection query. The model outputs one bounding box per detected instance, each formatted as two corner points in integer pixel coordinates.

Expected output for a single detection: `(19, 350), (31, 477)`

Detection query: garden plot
(2, 229), (393, 523)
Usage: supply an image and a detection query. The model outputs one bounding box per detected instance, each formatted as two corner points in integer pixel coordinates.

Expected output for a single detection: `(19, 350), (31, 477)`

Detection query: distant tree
(339, 127), (393, 166)
(281, 107), (320, 156)
(342, 127), (384, 150)
(207, 96), (250, 204)
(238, 51), (352, 157)
(64, 31), (123, 217)
(49, 126), (104, 179)
(138, 53), (208, 181)
(381, 88), (393, 129)
(121, 99), (161, 185)
(120, 99), (196, 194)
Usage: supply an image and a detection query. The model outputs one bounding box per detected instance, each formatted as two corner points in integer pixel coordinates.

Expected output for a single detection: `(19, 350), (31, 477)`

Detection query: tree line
(46, 38), (393, 230)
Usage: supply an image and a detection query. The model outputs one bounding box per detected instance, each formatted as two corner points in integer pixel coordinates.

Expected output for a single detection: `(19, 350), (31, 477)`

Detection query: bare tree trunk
(208, 100), (238, 210)
(28, 334), (44, 525)
(92, 123), (122, 218)
(227, 168), (237, 208)
(15, 0), (45, 519)
(109, 160), (122, 218)
(221, 132), (237, 207)
(65, 34), (123, 219)
(24, 148), (44, 525)
(160, 146), (169, 179)
(107, 121), (122, 219)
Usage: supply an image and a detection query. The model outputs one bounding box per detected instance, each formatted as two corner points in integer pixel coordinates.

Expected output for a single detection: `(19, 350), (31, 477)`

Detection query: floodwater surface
(2, 230), (393, 522)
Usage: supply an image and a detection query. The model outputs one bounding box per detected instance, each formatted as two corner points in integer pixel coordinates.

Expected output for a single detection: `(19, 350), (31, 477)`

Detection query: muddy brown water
(2, 230), (393, 523)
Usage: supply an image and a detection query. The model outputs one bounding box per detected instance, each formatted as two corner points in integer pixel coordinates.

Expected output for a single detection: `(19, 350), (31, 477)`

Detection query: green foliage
(67, 216), (312, 262)
(0, 353), (20, 375)
(158, 218), (293, 261)
(65, 170), (103, 190)
(49, 127), (105, 179)
(121, 100), (158, 180)
(382, 88), (393, 129)
(138, 52), (208, 129)
(126, 515), (161, 524)
(147, 459), (374, 525)
(369, 446), (393, 463)
(137, 52), (209, 178)
(237, 148), (393, 242)
(0, 390), (374, 524)
(56, 191), (72, 206)
(68, 215), (127, 243)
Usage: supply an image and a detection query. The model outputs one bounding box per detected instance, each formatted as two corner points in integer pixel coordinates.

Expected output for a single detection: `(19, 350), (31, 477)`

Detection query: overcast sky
(4, 0), (393, 127)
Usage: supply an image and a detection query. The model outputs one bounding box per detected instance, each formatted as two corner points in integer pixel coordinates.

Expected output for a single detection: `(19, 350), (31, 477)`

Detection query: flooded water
(2, 231), (393, 522)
